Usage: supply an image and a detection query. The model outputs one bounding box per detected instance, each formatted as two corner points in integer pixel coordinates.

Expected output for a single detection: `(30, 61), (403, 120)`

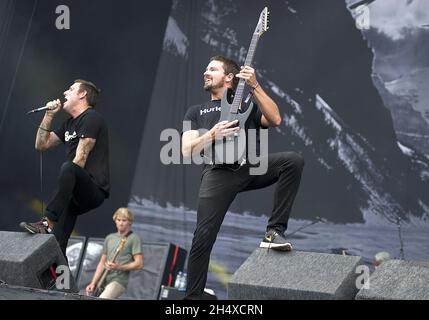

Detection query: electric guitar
(215, 7), (269, 165)
(92, 237), (127, 297)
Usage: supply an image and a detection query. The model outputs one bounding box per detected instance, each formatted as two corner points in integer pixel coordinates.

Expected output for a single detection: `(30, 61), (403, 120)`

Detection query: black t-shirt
(183, 99), (266, 164)
(54, 108), (110, 196)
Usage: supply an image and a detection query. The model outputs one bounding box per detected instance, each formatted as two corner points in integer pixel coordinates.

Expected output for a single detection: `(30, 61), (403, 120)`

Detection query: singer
(20, 79), (110, 259)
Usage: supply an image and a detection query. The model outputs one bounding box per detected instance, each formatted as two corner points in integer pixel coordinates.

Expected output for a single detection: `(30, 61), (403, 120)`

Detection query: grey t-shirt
(103, 232), (142, 288)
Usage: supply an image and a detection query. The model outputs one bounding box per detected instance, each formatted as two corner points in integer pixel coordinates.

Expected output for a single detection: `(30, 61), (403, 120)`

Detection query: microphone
(26, 106), (50, 114)
(27, 99), (62, 115)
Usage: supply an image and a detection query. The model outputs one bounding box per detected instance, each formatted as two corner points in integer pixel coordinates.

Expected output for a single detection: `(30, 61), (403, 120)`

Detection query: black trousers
(185, 152), (304, 299)
(44, 162), (106, 256)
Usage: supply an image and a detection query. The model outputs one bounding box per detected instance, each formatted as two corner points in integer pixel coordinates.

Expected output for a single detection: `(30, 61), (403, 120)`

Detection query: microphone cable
(39, 151), (44, 216)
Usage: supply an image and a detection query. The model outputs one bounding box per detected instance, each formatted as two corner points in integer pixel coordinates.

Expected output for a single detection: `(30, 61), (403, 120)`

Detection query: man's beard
(204, 78), (224, 92)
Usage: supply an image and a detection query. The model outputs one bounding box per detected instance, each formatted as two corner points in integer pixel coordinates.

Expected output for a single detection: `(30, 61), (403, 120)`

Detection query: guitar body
(215, 90), (255, 164)
(92, 285), (104, 298)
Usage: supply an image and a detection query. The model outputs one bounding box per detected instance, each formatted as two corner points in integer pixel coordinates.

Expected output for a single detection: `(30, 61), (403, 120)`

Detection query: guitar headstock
(254, 7), (269, 37)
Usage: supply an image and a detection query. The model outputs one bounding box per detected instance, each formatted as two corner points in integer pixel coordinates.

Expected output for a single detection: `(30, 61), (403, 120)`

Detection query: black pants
(185, 152), (304, 299)
(45, 162), (106, 256)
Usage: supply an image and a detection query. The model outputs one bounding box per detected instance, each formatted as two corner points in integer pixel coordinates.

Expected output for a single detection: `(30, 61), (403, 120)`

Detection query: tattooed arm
(35, 99), (62, 151)
(73, 137), (96, 168)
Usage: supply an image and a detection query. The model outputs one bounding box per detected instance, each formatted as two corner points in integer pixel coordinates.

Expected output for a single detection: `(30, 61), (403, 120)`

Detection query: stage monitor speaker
(0, 232), (78, 293)
(356, 259), (429, 300)
(228, 249), (363, 300)
(76, 238), (187, 300)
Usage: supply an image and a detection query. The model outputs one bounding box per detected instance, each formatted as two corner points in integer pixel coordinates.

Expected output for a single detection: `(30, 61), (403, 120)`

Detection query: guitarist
(182, 56), (305, 299)
(85, 208), (143, 299)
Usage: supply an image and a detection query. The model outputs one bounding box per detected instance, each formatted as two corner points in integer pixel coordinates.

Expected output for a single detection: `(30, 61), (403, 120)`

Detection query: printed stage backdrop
(129, 0), (429, 298)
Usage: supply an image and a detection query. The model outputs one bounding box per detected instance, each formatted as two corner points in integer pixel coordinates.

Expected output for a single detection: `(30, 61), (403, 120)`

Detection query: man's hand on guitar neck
(236, 65), (282, 128)
(235, 66), (259, 89)
(105, 261), (122, 271)
(105, 255), (143, 272)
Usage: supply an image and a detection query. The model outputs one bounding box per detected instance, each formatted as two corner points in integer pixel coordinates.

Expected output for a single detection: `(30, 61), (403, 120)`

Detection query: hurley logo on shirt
(200, 106), (221, 116)
(65, 131), (77, 142)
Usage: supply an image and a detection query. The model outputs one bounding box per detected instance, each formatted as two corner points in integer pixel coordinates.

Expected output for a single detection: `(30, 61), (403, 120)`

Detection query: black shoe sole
(19, 222), (41, 234)
(23, 225), (36, 234)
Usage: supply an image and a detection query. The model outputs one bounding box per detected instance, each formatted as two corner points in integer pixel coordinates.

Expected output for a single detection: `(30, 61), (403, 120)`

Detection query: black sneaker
(259, 229), (293, 251)
(19, 218), (52, 234)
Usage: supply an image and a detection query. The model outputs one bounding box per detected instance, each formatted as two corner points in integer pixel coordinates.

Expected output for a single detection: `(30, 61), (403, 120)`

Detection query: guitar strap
(115, 230), (133, 252)
(108, 230), (133, 259)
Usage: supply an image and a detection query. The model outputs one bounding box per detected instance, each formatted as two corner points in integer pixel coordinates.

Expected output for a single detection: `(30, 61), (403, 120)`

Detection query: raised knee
(291, 153), (305, 172)
(281, 152), (304, 172)
(60, 161), (79, 175)
(60, 161), (73, 172)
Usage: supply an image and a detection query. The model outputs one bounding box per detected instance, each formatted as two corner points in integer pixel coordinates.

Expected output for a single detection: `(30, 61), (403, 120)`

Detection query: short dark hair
(210, 55), (240, 89)
(74, 79), (101, 107)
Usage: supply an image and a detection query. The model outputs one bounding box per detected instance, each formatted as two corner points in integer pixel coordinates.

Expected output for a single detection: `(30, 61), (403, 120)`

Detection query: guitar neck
(244, 33), (260, 67)
(231, 33), (260, 114)
(96, 269), (108, 289)
(96, 241), (124, 288)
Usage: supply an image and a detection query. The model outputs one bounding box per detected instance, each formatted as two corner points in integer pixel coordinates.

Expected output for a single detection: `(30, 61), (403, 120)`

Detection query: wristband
(251, 82), (260, 91)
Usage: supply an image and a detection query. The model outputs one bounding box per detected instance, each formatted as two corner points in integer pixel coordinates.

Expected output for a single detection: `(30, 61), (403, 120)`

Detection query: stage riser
(228, 249), (363, 300)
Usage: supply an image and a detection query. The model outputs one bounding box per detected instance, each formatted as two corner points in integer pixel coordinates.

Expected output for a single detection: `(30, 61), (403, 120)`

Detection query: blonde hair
(374, 251), (391, 267)
(112, 207), (134, 223)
